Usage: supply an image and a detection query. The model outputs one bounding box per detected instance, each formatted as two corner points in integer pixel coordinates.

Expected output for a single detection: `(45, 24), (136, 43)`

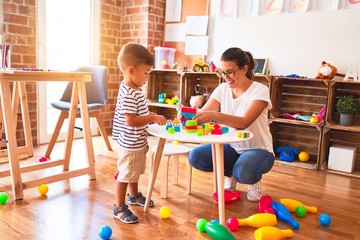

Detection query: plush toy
(315, 61), (345, 79)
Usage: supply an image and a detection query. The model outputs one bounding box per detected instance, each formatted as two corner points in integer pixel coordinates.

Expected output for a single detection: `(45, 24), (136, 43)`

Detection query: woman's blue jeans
(188, 144), (275, 184)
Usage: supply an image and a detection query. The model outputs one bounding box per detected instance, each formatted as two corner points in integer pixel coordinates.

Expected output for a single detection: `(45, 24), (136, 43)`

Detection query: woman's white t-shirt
(211, 81), (273, 154)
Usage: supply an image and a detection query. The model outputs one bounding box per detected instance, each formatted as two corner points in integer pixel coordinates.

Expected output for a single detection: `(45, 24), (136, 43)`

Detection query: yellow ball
(159, 206), (171, 218)
(38, 184), (49, 195)
(298, 151), (310, 162)
(173, 141), (179, 145)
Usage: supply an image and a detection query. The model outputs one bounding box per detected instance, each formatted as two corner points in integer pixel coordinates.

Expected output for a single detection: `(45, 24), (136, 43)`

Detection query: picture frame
(253, 58), (268, 75)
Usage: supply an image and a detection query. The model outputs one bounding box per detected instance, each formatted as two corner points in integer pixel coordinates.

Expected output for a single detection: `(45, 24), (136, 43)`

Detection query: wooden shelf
(269, 117), (324, 129)
(320, 80), (360, 178)
(147, 101), (180, 109)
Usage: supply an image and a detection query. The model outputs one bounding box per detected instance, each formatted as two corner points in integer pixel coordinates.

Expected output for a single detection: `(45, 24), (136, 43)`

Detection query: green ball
(196, 218), (208, 232)
(295, 205), (307, 218)
(0, 192), (9, 204)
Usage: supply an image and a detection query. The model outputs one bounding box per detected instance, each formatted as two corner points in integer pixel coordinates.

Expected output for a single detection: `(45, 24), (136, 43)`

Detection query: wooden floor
(1, 136), (360, 240)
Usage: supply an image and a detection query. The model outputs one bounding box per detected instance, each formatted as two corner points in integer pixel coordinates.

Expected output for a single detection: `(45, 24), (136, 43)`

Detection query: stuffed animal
(315, 61), (345, 79)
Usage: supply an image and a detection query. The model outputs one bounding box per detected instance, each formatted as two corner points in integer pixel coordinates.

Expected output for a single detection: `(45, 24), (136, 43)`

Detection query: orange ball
(298, 151), (310, 162)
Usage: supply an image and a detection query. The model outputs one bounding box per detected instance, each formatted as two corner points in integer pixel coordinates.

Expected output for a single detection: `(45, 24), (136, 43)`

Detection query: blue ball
(99, 225), (112, 240)
(210, 219), (220, 224)
(319, 213), (332, 226)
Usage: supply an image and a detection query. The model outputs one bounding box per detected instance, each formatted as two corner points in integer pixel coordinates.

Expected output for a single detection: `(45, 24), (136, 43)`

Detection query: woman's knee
(232, 149), (274, 183)
(188, 144), (213, 171)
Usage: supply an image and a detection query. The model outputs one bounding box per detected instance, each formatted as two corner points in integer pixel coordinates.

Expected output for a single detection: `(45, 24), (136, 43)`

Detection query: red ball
(39, 156), (48, 162)
(226, 217), (239, 231)
(114, 172), (119, 180)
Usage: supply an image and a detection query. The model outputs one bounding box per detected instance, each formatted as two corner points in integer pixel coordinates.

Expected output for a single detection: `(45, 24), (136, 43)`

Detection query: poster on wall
(243, 0), (260, 17)
(165, 0), (182, 22)
(265, 0), (284, 15)
(289, 0), (310, 13)
(346, 0), (360, 8)
(316, 0), (339, 11)
(220, 0), (238, 18)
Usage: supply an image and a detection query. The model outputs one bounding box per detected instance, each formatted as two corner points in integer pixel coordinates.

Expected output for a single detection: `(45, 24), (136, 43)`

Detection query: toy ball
(226, 217), (239, 231)
(319, 213), (332, 226)
(173, 140), (179, 145)
(38, 184), (49, 195)
(298, 151), (310, 162)
(196, 218), (208, 232)
(39, 156), (48, 162)
(295, 205), (307, 218)
(0, 192), (9, 204)
(159, 206), (171, 218)
(99, 225), (112, 240)
(114, 172), (119, 180)
(210, 219), (220, 224)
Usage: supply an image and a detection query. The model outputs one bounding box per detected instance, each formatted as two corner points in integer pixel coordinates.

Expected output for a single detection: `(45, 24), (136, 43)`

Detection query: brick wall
(1, 0), (165, 146)
(1, 0), (37, 147)
(101, 0), (165, 135)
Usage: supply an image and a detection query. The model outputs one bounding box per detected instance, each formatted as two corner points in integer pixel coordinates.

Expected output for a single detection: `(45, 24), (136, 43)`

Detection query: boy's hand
(154, 115), (167, 125)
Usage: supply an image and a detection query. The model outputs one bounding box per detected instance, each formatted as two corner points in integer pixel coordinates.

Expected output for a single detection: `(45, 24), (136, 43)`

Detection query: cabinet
(320, 80), (360, 178)
(269, 77), (330, 170)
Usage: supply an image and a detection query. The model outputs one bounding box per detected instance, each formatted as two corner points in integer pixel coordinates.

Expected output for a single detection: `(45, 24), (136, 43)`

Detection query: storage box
(154, 46), (176, 69)
(328, 144), (357, 173)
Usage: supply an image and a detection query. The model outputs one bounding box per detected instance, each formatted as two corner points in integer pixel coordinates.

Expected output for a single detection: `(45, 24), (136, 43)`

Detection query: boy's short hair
(117, 42), (154, 72)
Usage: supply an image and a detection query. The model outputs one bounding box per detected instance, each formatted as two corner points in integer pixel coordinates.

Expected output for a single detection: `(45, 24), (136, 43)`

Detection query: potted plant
(335, 95), (360, 125)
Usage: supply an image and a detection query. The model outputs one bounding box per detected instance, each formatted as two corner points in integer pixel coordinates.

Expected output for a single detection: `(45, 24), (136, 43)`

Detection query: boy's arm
(125, 113), (166, 127)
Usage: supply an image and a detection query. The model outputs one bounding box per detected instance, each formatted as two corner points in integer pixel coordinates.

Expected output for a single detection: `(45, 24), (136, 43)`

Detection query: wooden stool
(151, 144), (191, 198)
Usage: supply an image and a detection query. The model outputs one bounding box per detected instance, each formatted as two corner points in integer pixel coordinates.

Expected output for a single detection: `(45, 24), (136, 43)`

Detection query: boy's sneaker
(224, 176), (237, 192)
(113, 204), (138, 224)
(247, 181), (262, 201)
(127, 192), (154, 207)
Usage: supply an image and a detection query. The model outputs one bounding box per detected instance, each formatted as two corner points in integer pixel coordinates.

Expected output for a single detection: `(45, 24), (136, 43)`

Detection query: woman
(188, 47), (274, 201)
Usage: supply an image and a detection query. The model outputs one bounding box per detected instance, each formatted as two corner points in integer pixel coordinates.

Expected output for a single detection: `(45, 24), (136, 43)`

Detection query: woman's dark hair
(220, 47), (255, 80)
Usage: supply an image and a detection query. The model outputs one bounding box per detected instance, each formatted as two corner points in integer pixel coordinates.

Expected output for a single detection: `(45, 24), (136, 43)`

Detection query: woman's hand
(193, 111), (217, 125)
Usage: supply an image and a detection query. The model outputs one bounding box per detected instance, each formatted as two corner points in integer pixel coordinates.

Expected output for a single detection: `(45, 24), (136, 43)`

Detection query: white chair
(151, 144), (192, 198)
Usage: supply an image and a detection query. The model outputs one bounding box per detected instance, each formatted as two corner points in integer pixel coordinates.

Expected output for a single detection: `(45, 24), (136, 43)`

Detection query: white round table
(145, 124), (253, 226)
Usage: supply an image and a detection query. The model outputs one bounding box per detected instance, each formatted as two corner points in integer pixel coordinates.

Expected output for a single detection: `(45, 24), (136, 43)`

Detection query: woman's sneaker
(247, 181), (262, 201)
(224, 176), (237, 192)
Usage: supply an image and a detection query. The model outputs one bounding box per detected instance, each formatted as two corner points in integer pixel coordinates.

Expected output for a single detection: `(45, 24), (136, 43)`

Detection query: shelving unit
(269, 76), (330, 170)
(180, 72), (221, 107)
(320, 80), (360, 178)
(146, 71), (360, 177)
(147, 69), (181, 119)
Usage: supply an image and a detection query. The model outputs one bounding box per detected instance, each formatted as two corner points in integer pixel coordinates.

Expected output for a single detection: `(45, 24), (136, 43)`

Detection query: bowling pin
(205, 221), (236, 240)
(213, 190), (241, 202)
(254, 226), (293, 240)
(258, 195), (275, 214)
(271, 202), (300, 229)
(279, 198), (318, 213)
(238, 213), (277, 228)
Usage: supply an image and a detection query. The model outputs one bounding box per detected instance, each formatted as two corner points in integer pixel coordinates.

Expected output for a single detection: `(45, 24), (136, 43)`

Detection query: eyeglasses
(216, 68), (239, 79)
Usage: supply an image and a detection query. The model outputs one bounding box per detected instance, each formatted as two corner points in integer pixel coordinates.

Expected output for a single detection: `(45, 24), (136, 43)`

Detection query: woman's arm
(194, 99), (268, 129)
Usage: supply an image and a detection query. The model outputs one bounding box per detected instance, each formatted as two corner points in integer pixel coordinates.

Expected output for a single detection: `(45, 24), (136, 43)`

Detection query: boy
(112, 43), (166, 224)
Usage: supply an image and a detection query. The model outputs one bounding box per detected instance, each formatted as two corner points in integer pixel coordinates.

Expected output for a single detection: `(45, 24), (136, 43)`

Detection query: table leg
(211, 143), (217, 193)
(18, 82), (33, 157)
(77, 81), (96, 180)
(144, 137), (166, 212)
(214, 143), (225, 225)
(63, 82), (78, 171)
(0, 81), (23, 200)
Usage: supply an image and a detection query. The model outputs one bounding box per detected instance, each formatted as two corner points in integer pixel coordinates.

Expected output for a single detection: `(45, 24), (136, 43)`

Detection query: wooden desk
(145, 124), (253, 225)
(0, 70), (95, 200)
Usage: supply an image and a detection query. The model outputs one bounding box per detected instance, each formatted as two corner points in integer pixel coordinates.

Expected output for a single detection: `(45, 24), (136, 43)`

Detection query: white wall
(207, 2), (360, 77)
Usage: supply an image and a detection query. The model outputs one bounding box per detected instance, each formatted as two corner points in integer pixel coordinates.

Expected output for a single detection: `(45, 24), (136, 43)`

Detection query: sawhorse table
(0, 70), (96, 200)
